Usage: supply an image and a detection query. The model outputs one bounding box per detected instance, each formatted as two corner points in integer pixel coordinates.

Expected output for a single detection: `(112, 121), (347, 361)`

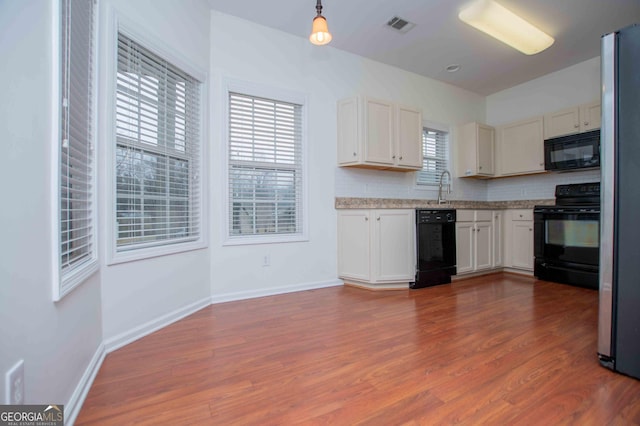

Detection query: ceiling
(208, 0), (640, 96)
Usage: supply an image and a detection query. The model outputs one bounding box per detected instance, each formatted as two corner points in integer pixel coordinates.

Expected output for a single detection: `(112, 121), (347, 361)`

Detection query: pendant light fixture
(309, 0), (332, 46)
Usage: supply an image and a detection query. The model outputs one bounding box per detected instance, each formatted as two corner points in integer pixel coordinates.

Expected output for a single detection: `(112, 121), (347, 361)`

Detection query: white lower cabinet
(505, 209), (534, 271)
(456, 210), (494, 275)
(337, 209), (415, 288)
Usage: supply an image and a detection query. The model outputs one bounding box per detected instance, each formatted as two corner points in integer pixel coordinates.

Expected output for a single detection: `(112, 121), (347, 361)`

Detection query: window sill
(108, 239), (207, 266)
(223, 233), (308, 246)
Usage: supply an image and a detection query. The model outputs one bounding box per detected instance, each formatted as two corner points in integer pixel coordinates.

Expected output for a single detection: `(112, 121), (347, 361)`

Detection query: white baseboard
(103, 296), (211, 353)
(65, 343), (106, 426)
(211, 279), (343, 304)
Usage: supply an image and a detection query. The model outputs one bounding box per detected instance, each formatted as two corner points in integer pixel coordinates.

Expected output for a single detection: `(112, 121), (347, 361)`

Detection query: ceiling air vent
(386, 16), (415, 34)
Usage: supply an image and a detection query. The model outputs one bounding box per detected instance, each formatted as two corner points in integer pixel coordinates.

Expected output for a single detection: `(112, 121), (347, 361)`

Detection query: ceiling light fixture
(458, 0), (554, 55)
(309, 0), (332, 46)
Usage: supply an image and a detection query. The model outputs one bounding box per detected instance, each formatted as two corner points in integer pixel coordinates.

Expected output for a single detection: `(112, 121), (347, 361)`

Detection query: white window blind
(58, 0), (97, 298)
(417, 127), (449, 186)
(115, 33), (202, 251)
(228, 92), (303, 237)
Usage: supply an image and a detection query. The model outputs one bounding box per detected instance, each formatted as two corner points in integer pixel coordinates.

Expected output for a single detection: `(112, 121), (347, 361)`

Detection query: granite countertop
(335, 197), (555, 210)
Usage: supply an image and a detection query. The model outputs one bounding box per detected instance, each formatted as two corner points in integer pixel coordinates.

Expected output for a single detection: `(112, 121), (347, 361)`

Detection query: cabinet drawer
(457, 210), (475, 222)
(512, 210), (533, 221)
(475, 210), (493, 222)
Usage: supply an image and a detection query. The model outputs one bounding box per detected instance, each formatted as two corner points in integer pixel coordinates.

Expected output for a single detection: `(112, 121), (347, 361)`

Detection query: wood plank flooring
(76, 274), (640, 425)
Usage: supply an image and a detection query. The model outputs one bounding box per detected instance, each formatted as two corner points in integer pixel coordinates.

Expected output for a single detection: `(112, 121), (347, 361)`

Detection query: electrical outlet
(263, 254), (270, 267)
(5, 359), (24, 404)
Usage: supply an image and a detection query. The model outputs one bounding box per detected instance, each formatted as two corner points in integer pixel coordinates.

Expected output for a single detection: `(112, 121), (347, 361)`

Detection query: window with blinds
(228, 92), (303, 238)
(115, 33), (202, 251)
(57, 0), (97, 299)
(416, 127), (449, 186)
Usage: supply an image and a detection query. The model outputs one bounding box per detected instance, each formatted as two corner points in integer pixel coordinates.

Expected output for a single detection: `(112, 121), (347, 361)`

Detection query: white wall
(208, 12), (491, 298)
(0, 0), (102, 407)
(99, 0), (212, 343)
(209, 12), (339, 298)
(486, 57), (601, 126)
(485, 57), (602, 200)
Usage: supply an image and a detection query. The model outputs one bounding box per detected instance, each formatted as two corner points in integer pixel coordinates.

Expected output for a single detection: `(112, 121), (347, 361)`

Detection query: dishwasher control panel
(416, 209), (456, 224)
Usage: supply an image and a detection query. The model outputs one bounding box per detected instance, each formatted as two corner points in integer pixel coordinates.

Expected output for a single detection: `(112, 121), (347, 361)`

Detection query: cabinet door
(337, 210), (371, 280)
(364, 98), (394, 165)
(581, 101), (601, 132)
(456, 222), (474, 274)
(544, 106), (580, 139)
(492, 211), (503, 268)
(337, 97), (360, 164)
(373, 210), (415, 281)
(498, 117), (544, 175)
(396, 105), (423, 168)
(511, 221), (534, 270)
(477, 124), (495, 175)
(475, 221), (493, 270)
(457, 122), (494, 177)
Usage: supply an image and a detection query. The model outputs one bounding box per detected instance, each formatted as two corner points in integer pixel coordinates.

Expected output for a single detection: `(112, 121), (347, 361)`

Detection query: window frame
(51, 0), (99, 301)
(222, 79), (308, 246)
(415, 121), (452, 190)
(106, 17), (208, 265)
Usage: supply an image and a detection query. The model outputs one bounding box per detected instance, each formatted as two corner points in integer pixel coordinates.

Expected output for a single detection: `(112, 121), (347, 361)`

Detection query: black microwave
(544, 129), (600, 171)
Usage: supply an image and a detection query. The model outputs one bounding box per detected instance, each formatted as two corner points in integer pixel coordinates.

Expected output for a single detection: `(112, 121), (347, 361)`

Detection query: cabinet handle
(479, 166), (483, 170)
(377, 217), (381, 221)
(584, 121), (589, 126)
(392, 155), (396, 159)
(574, 124), (580, 128)
(353, 152), (357, 156)
(399, 156), (403, 160)
(365, 216), (369, 221)
(539, 162), (544, 166)
(519, 214), (523, 218)
(529, 228), (532, 231)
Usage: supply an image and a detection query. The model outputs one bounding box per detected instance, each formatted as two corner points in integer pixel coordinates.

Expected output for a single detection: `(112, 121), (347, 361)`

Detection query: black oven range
(534, 182), (600, 289)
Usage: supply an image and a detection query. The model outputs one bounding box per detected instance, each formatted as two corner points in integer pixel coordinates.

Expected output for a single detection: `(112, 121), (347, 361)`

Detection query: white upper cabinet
(337, 96), (423, 171)
(496, 116), (545, 176)
(363, 98), (395, 164)
(581, 101), (601, 132)
(457, 122), (495, 178)
(544, 100), (601, 139)
(396, 105), (423, 168)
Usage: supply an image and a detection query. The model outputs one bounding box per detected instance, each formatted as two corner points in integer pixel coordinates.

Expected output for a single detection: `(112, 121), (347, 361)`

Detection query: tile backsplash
(335, 167), (601, 202)
(335, 167), (488, 201)
(486, 169), (601, 201)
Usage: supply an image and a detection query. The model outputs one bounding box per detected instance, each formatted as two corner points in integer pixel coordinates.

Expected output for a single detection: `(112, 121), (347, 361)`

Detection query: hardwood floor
(76, 274), (640, 425)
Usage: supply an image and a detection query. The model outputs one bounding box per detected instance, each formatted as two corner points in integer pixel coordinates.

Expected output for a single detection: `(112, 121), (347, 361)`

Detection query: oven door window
(546, 219), (599, 247)
(541, 213), (599, 265)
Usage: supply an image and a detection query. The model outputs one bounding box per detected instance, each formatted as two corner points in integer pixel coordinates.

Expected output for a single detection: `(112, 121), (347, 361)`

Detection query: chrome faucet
(438, 170), (451, 204)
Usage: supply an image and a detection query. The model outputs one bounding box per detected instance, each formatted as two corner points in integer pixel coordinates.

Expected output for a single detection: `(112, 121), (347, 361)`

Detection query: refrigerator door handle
(598, 31), (616, 359)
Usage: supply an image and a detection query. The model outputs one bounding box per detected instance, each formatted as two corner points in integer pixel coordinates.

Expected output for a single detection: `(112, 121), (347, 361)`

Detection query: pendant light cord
(316, 0), (323, 17)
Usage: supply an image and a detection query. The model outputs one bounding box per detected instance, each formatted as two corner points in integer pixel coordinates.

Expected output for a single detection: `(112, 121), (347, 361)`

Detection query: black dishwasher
(411, 209), (457, 289)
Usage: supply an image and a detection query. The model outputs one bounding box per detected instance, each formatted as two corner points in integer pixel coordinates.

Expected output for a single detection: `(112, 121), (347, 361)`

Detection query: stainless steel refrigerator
(598, 23), (640, 380)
